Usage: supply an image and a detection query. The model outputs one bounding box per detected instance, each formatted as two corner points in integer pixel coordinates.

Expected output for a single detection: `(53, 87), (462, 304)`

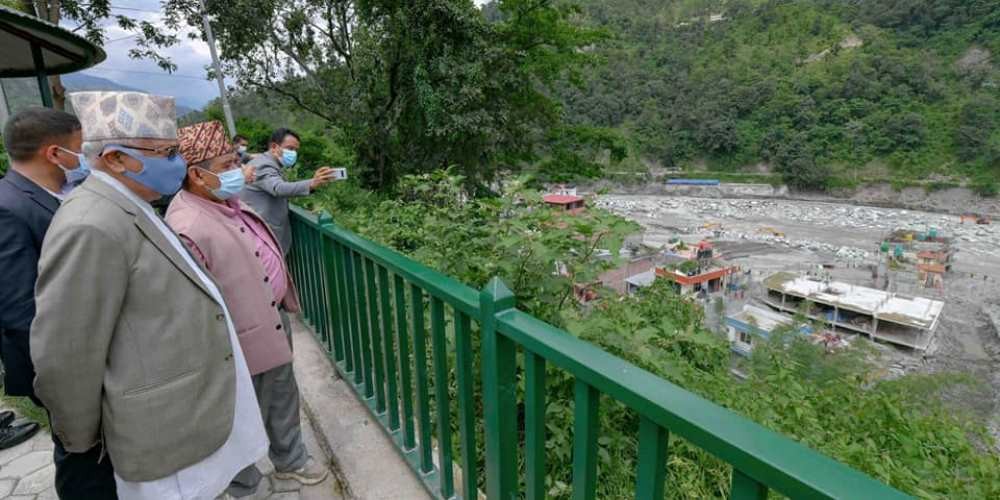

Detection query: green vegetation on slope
(559, 0), (1000, 192)
(305, 172), (1000, 498)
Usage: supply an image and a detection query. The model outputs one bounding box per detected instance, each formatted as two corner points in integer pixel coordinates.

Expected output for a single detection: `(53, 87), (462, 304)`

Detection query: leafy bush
(972, 174), (999, 198)
(309, 170), (640, 323)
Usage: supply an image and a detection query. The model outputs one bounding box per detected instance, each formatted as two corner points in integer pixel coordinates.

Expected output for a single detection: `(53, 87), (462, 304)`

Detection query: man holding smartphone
(242, 128), (342, 256)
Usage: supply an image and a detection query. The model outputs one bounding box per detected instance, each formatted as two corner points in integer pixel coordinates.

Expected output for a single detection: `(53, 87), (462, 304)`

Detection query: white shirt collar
(42, 188), (65, 201)
(91, 170), (154, 212)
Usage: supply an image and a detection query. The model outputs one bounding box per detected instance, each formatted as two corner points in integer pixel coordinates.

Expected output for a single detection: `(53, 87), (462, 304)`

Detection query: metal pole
(31, 43), (53, 108)
(199, 0), (236, 137)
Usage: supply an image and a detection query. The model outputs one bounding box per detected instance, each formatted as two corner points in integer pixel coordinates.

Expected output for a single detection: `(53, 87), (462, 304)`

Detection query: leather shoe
(0, 410), (14, 428)
(0, 421), (39, 450)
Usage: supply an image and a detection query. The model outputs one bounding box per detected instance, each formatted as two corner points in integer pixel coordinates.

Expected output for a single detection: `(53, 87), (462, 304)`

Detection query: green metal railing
(288, 205), (910, 500)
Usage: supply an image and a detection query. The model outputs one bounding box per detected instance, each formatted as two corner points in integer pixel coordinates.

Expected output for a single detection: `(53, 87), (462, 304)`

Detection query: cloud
(65, 0), (496, 109)
(61, 1), (221, 108)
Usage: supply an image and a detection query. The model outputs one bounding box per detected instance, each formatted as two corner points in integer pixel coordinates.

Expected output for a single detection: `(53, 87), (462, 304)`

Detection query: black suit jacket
(0, 170), (59, 398)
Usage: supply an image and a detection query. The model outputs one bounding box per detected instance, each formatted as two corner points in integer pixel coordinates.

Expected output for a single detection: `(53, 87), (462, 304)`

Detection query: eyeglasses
(105, 144), (181, 160)
(194, 153), (241, 173)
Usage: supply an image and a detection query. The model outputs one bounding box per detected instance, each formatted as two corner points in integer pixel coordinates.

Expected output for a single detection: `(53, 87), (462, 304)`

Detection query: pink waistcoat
(166, 190), (300, 375)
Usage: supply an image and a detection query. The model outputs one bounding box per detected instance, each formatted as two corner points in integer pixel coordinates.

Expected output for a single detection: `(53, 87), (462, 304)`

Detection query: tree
(882, 112), (926, 152)
(148, 0), (602, 190)
(12, 1), (177, 109)
(773, 133), (829, 190)
(955, 95), (999, 163)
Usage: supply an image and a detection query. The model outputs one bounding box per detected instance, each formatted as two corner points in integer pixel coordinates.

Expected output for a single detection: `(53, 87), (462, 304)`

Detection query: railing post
(524, 351), (547, 500)
(572, 380), (599, 500)
(317, 213), (334, 350)
(635, 416), (669, 500)
(480, 278), (517, 500)
(730, 470), (767, 500)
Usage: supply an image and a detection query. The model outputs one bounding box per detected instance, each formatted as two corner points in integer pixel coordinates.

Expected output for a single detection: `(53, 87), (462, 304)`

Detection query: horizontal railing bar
(290, 204), (325, 228)
(494, 309), (910, 500)
(291, 206), (480, 318)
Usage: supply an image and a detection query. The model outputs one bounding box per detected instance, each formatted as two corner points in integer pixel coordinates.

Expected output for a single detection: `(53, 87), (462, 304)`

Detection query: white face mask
(237, 145), (248, 154)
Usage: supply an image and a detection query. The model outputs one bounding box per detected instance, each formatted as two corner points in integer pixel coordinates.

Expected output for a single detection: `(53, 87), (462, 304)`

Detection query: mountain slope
(2, 73), (196, 117)
(60, 73), (145, 93)
(62, 73), (196, 117)
(560, 0), (1000, 192)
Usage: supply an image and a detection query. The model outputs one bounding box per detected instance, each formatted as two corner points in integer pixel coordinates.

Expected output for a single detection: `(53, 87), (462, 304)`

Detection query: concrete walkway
(0, 405), (343, 499)
(0, 427), (56, 499)
(289, 316), (431, 500)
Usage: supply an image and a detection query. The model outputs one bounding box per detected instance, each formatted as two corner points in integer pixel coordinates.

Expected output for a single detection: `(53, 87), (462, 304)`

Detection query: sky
(64, 1), (220, 109)
(69, 0), (492, 110)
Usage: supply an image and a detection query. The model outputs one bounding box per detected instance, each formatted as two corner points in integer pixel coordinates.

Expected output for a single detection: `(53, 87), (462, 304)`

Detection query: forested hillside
(558, 0), (1000, 192)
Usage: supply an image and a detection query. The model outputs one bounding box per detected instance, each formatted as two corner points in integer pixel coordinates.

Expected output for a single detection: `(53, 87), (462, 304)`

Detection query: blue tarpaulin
(667, 179), (720, 186)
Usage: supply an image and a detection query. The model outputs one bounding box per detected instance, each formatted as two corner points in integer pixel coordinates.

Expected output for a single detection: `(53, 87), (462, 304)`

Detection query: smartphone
(332, 168), (348, 180)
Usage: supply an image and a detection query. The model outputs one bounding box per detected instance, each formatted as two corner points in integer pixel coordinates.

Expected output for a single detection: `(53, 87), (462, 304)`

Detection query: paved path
(0, 427), (57, 499)
(0, 408), (343, 499)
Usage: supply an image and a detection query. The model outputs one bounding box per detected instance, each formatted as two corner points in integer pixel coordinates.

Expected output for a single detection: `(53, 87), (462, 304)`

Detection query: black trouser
(52, 433), (118, 500)
(0, 327), (36, 399)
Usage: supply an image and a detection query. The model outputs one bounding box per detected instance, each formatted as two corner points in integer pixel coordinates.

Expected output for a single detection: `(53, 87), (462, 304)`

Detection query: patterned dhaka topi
(177, 120), (234, 166)
(68, 91), (177, 142)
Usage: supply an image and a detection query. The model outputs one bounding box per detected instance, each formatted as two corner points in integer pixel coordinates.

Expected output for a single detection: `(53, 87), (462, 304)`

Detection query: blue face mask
(107, 145), (188, 196)
(56, 147), (90, 186)
(200, 167), (245, 200)
(281, 148), (298, 168)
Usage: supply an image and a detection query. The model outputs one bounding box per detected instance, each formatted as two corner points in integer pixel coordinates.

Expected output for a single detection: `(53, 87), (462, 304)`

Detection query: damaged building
(763, 272), (944, 351)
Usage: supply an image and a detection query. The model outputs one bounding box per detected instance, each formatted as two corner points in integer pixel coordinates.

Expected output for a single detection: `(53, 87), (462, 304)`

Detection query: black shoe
(0, 410), (14, 428)
(0, 421), (39, 450)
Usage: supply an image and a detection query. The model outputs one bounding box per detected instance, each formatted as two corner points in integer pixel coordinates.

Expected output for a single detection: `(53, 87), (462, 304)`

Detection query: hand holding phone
(311, 167), (348, 190)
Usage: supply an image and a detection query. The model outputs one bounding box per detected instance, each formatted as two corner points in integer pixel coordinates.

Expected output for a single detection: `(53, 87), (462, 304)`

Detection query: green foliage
(560, 0), (1000, 188)
(536, 125), (630, 182)
(971, 173), (999, 197)
(157, 0), (602, 191)
(191, 103), (355, 176)
(309, 170), (640, 323)
(955, 94), (1000, 166)
(305, 171), (1000, 498)
(671, 259), (701, 275)
(0, 138), (8, 176)
(558, 281), (1000, 498)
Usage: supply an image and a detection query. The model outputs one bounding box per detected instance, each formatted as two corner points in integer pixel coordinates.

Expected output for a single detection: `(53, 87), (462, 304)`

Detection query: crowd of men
(0, 91), (343, 499)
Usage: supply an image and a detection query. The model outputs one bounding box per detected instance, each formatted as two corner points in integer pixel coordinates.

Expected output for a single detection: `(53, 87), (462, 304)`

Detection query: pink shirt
(231, 200), (288, 302)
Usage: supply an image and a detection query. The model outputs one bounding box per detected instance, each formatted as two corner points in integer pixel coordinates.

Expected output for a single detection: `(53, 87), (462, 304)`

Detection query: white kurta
(92, 172), (268, 500)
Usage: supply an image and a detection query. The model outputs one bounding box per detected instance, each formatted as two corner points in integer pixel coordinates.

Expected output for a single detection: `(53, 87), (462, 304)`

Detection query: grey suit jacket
(241, 154), (311, 255)
(30, 176), (236, 482)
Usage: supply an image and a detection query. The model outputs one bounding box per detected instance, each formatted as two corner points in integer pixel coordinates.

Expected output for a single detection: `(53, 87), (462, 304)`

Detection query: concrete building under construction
(763, 272), (944, 351)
